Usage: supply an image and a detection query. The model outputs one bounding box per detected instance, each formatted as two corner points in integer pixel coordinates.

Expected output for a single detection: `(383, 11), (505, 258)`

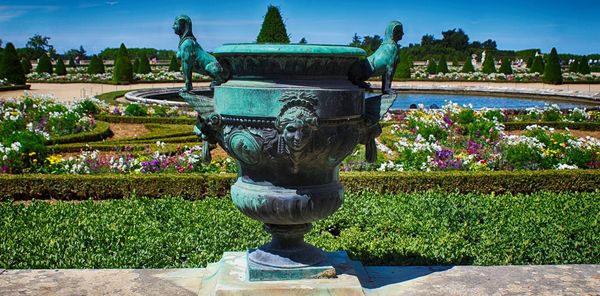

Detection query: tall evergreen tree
(461, 55), (475, 73)
(426, 60), (437, 74)
(437, 56), (449, 73)
(578, 57), (591, 74)
(68, 57), (77, 67)
(394, 51), (411, 79)
(0, 42), (26, 85)
(112, 43), (133, 83)
(481, 52), (496, 74)
(133, 58), (141, 74)
(54, 57), (67, 75)
(543, 47), (562, 84)
(530, 55), (545, 73)
(21, 58), (32, 74)
(498, 57), (513, 75)
(138, 54), (151, 74)
(526, 56), (534, 69)
(298, 37), (307, 44)
(168, 55), (180, 72)
(256, 5), (290, 43)
(452, 55), (460, 67)
(87, 55), (105, 74)
(36, 53), (53, 74)
(568, 59), (579, 73)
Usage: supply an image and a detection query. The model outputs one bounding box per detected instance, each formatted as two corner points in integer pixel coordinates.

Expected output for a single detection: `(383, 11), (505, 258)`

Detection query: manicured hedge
(1, 191), (598, 268)
(46, 121), (112, 145)
(1, 170), (599, 201)
(96, 114), (196, 125)
(0, 84), (31, 91)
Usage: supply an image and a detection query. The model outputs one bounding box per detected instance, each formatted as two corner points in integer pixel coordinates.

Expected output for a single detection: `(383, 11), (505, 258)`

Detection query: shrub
(68, 57), (76, 67)
(481, 52), (496, 74)
(256, 5), (290, 43)
(526, 56), (534, 69)
(394, 51), (411, 79)
(426, 60), (437, 74)
(0, 42), (26, 85)
(125, 103), (148, 116)
(21, 58), (32, 75)
(542, 47), (562, 85)
(54, 57), (67, 76)
(498, 57), (513, 75)
(168, 55), (180, 72)
(437, 56), (449, 74)
(87, 55), (105, 74)
(36, 54), (53, 74)
(461, 56), (475, 73)
(112, 43), (133, 83)
(138, 54), (151, 74)
(568, 59), (579, 73)
(133, 58), (140, 74)
(578, 57), (591, 74)
(530, 54), (545, 74)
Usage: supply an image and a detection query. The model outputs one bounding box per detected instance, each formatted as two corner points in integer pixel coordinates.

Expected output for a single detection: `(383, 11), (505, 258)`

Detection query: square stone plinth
(199, 251), (366, 296)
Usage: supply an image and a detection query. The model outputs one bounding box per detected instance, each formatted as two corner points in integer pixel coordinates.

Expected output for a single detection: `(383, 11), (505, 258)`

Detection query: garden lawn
(1, 190), (598, 269)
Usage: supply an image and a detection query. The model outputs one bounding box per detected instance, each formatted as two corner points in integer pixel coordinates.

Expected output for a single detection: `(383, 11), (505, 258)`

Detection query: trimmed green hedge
(46, 121), (112, 145)
(2, 170), (599, 201)
(0, 84), (31, 91)
(96, 114), (196, 125)
(1, 191), (598, 268)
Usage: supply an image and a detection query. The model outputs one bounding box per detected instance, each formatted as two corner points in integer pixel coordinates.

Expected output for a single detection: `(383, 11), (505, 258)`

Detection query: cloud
(105, 1), (119, 6)
(0, 5), (59, 22)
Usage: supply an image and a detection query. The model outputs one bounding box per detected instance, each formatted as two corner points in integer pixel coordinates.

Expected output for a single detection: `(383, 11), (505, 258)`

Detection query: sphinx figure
(173, 15), (228, 91)
(349, 21), (403, 94)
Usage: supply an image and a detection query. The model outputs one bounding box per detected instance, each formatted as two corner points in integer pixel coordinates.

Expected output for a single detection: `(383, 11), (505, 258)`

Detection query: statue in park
(173, 15), (228, 91)
(349, 21), (404, 94)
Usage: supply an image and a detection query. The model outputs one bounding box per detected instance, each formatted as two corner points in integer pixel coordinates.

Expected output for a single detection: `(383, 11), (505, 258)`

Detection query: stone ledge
(1, 264), (598, 295)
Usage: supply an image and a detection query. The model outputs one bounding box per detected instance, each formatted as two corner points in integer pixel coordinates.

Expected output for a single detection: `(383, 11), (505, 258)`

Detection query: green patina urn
(175, 15), (403, 281)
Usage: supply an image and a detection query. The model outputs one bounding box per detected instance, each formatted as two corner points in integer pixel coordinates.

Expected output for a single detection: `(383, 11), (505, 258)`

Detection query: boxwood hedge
(1, 191), (598, 268)
(1, 170), (599, 201)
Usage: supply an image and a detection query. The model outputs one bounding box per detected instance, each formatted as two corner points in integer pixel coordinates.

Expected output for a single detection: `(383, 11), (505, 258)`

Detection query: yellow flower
(29, 151), (36, 156)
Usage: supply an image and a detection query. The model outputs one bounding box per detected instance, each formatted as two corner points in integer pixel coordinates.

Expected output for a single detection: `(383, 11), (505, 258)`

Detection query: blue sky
(0, 0), (599, 55)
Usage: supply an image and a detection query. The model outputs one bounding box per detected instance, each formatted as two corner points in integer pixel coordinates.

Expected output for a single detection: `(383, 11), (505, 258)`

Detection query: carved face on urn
(277, 106), (318, 152)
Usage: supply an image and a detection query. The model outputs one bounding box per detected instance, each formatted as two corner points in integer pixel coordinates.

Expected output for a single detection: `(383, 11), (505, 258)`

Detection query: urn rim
(214, 43), (366, 57)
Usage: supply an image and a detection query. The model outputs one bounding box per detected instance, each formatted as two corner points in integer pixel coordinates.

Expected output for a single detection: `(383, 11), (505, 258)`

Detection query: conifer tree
(36, 53), (53, 74)
(0, 42), (26, 85)
(461, 55), (475, 73)
(298, 37), (307, 44)
(498, 57), (513, 75)
(530, 55), (545, 73)
(21, 58), (32, 74)
(481, 52), (496, 74)
(138, 54), (151, 74)
(168, 55), (180, 72)
(578, 57), (591, 74)
(568, 59), (579, 73)
(542, 47), (562, 84)
(437, 56), (449, 73)
(112, 43), (133, 83)
(395, 51), (411, 79)
(256, 5), (290, 43)
(133, 58), (140, 74)
(55, 57), (67, 75)
(87, 55), (105, 74)
(68, 57), (76, 67)
(526, 56), (534, 69)
(426, 60), (437, 74)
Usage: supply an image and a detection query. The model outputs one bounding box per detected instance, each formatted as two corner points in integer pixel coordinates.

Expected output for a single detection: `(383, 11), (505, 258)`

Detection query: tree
(437, 56), (449, 73)
(461, 55), (475, 73)
(578, 57), (591, 74)
(421, 34), (435, 47)
(543, 47), (562, 84)
(36, 54), (53, 74)
(498, 57), (513, 75)
(482, 52), (496, 74)
(21, 58), (33, 74)
(452, 55), (460, 67)
(77, 46), (87, 59)
(482, 39), (497, 51)
(25, 34), (52, 60)
(0, 42), (26, 85)
(133, 58), (140, 74)
(298, 37), (307, 44)
(54, 57), (67, 75)
(526, 56), (534, 69)
(68, 57), (77, 67)
(395, 51), (411, 79)
(138, 53), (151, 74)
(112, 43), (133, 83)
(426, 60), (437, 74)
(530, 54), (545, 73)
(256, 5), (290, 43)
(441, 29), (469, 51)
(168, 55), (180, 72)
(568, 59), (579, 73)
(87, 55), (105, 74)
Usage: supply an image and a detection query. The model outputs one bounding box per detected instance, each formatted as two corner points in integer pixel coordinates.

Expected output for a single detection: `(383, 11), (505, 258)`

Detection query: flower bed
(26, 70), (210, 83)
(343, 103), (600, 172)
(406, 66), (600, 82)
